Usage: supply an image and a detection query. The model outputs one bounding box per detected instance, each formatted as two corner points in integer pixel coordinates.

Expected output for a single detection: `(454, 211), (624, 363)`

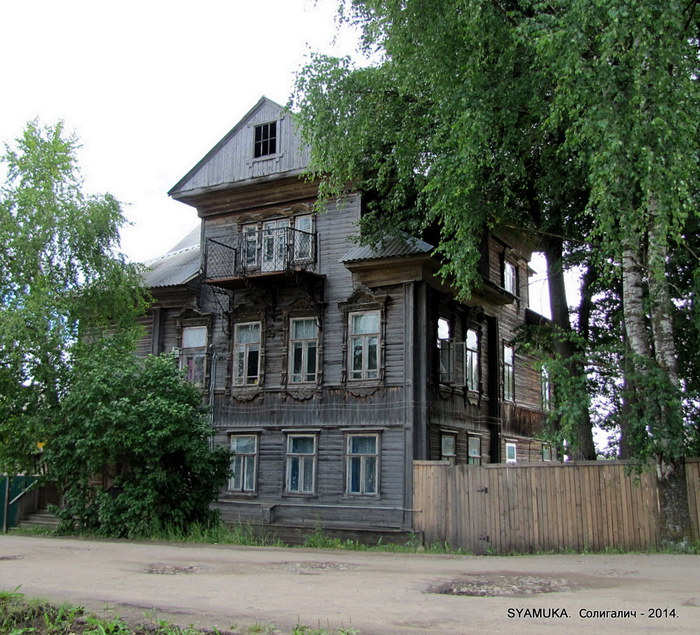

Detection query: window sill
(221, 491), (258, 500)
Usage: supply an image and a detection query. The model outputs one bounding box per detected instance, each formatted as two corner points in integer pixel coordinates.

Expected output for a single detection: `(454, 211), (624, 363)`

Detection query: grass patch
(0, 589), (358, 634)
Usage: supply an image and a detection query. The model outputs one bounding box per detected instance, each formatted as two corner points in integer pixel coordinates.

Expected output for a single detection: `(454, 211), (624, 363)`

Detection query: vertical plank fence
(413, 458), (700, 554)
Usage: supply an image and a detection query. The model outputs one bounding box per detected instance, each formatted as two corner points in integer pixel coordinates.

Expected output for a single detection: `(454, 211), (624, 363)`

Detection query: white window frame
(468, 436), (482, 465)
(503, 344), (514, 402)
(441, 433), (457, 465)
(505, 442), (517, 464)
(233, 321), (261, 386)
(541, 366), (552, 410)
(289, 317), (319, 384)
(437, 318), (453, 384)
(261, 218), (290, 272)
(504, 260), (517, 295)
(465, 328), (479, 392)
(230, 435), (258, 492)
(293, 214), (314, 262)
(285, 434), (317, 495)
(346, 433), (379, 496)
(179, 325), (207, 387)
(349, 310), (380, 381)
(243, 225), (258, 270)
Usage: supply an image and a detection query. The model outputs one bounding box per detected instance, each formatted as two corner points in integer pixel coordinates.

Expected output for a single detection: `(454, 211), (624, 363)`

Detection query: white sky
(1, 0), (359, 263)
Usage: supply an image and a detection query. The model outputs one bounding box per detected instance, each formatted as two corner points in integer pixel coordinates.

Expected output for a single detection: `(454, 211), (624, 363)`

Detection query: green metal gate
(1, 475), (37, 531)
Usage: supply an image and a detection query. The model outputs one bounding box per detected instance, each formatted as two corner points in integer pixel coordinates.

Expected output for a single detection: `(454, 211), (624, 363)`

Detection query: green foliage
(294, 1), (699, 466)
(46, 348), (231, 538)
(0, 120), (149, 476)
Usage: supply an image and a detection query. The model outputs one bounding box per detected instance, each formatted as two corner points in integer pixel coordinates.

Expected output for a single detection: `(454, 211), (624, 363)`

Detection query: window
(541, 367), (552, 410)
(465, 329), (479, 392)
(468, 436), (482, 465)
(505, 442), (517, 464)
(437, 318), (453, 383)
(503, 344), (514, 402)
(289, 318), (318, 384)
(346, 434), (379, 495)
(349, 311), (380, 380)
(234, 322), (261, 386)
(180, 325), (207, 387)
(261, 218), (289, 272)
(293, 215), (313, 261)
(243, 225), (258, 270)
(254, 121), (277, 158)
(285, 434), (317, 494)
(230, 435), (258, 492)
(542, 445), (552, 461)
(504, 260), (517, 295)
(441, 434), (456, 465)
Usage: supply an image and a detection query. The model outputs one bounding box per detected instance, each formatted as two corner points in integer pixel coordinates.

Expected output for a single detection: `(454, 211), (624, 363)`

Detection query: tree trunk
(647, 212), (679, 388)
(656, 457), (692, 547)
(544, 238), (596, 460)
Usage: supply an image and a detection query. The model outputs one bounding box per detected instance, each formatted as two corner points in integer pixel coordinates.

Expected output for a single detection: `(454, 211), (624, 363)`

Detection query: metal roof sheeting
(340, 234), (434, 263)
(142, 227), (201, 288)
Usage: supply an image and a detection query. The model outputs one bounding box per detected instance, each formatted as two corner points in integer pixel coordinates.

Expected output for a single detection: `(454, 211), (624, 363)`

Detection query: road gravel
(1, 534), (698, 633)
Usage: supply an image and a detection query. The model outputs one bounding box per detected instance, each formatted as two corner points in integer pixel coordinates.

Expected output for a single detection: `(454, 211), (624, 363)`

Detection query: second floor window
(541, 366), (552, 410)
(503, 260), (517, 295)
(180, 325), (207, 387)
(437, 318), (453, 384)
(289, 318), (318, 384)
(465, 329), (479, 392)
(254, 121), (277, 158)
(503, 344), (514, 401)
(350, 311), (380, 380)
(234, 322), (261, 386)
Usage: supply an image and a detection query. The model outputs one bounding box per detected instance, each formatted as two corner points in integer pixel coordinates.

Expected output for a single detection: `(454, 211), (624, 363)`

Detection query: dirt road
(1, 535), (698, 633)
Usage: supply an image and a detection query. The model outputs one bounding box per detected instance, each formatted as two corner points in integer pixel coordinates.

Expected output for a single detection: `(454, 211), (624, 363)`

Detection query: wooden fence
(413, 458), (700, 554)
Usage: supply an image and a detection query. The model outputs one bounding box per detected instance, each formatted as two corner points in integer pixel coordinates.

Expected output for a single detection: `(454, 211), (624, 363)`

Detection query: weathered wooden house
(141, 97), (552, 537)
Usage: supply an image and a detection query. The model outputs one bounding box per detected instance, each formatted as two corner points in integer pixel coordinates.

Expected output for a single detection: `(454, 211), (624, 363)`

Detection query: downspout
(208, 351), (218, 451)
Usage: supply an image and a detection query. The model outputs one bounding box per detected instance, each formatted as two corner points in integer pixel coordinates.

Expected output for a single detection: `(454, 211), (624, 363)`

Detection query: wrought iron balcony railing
(204, 226), (316, 285)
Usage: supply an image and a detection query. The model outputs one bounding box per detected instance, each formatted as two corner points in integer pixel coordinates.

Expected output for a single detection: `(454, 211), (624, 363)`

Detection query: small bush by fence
(413, 458), (700, 554)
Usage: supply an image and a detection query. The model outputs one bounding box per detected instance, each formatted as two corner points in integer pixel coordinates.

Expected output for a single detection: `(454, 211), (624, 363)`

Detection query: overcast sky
(1, 0), (360, 263)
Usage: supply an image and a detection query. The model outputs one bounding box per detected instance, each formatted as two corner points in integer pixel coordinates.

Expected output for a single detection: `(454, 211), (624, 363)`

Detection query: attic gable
(169, 96), (310, 201)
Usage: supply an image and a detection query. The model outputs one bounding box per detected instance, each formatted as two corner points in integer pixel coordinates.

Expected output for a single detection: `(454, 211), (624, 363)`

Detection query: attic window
(254, 121), (277, 158)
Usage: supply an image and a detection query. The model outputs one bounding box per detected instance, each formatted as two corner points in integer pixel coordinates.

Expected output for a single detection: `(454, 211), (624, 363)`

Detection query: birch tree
(0, 121), (148, 476)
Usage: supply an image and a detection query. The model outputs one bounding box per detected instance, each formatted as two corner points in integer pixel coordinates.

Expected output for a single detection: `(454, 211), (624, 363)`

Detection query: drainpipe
(208, 351), (218, 451)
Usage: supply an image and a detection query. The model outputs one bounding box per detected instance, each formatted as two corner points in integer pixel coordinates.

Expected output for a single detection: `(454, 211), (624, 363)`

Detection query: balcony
(204, 226), (319, 289)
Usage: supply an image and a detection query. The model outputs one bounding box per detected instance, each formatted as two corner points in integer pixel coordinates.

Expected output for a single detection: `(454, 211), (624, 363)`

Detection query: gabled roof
(169, 96), (309, 201)
(142, 226), (201, 289)
(340, 234), (434, 263)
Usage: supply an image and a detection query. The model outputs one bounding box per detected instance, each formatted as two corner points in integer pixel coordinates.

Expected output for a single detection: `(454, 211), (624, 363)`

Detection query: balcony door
(261, 218), (290, 272)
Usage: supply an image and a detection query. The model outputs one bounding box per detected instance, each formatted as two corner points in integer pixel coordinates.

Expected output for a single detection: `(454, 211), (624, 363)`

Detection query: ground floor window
(285, 434), (317, 494)
(505, 441), (517, 464)
(346, 433), (379, 495)
(230, 435), (258, 492)
(440, 433), (456, 465)
(468, 436), (482, 465)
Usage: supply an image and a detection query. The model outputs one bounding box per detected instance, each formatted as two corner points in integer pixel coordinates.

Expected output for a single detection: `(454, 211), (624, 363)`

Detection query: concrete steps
(20, 508), (60, 531)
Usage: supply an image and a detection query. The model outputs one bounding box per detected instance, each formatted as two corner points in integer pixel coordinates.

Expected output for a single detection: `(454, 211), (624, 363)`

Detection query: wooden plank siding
(413, 459), (700, 554)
